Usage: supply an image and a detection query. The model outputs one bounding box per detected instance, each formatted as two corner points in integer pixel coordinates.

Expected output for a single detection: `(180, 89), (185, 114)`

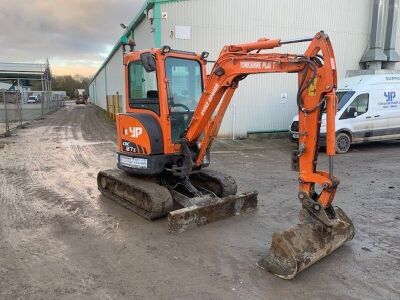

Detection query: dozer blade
(168, 190), (258, 233)
(257, 206), (355, 279)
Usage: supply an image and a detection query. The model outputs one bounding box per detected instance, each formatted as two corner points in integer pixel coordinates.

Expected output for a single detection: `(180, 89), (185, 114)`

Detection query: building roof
(0, 62), (50, 80)
(89, 0), (186, 85)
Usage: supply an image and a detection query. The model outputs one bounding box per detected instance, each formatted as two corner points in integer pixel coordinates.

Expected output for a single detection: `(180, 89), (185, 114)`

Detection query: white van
(289, 74), (400, 153)
(27, 95), (39, 104)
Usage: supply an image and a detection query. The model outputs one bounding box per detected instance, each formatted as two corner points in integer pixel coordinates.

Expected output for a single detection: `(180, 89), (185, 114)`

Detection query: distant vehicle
(27, 95), (39, 104)
(75, 89), (88, 104)
(289, 74), (400, 153)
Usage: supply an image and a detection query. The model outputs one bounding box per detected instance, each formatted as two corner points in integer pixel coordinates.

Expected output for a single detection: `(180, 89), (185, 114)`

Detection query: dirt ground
(0, 103), (399, 299)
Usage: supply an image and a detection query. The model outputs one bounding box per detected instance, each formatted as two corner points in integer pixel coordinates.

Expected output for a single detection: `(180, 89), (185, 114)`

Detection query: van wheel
(336, 132), (351, 154)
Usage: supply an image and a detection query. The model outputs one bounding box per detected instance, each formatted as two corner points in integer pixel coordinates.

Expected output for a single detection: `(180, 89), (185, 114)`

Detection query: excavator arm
(184, 31), (338, 212)
(181, 32), (354, 279)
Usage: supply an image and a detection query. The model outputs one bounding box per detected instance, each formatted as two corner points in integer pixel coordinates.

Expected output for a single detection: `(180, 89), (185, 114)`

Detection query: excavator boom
(172, 32), (354, 278)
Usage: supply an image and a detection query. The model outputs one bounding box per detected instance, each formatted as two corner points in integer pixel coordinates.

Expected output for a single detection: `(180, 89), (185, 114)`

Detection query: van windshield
(321, 91), (355, 113)
(337, 91), (355, 111)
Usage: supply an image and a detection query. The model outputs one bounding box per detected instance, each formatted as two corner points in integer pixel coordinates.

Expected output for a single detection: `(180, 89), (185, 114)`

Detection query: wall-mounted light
(162, 45), (171, 54)
(128, 39), (136, 52)
(201, 51), (209, 60)
(146, 9), (154, 20)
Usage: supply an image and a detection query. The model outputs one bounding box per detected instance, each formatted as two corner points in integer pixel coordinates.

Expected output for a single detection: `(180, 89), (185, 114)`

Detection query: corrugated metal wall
(160, 0), (373, 137)
(92, 67), (107, 110)
(134, 17), (154, 50)
(89, 81), (95, 105)
(105, 46), (125, 110)
(89, 45), (124, 112)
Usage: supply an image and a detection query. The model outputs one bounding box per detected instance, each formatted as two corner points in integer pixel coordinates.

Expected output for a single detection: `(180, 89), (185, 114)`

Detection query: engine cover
(117, 113), (163, 155)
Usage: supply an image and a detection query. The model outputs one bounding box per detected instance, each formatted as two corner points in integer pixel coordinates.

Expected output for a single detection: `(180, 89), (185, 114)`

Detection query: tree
(52, 75), (90, 98)
(31, 75), (90, 98)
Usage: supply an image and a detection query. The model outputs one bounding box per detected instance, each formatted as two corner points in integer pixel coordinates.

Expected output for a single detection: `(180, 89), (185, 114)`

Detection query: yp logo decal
(384, 91), (396, 103)
(124, 127), (143, 138)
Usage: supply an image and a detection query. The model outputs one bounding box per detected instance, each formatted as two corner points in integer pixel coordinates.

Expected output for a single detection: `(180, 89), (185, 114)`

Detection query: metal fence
(0, 90), (65, 136)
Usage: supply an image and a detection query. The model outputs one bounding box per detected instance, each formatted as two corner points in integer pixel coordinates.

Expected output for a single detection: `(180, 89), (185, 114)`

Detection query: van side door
(371, 89), (400, 140)
(339, 93), (373, 142)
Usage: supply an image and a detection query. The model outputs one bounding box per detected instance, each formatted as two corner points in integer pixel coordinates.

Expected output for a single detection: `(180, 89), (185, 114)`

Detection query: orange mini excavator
(98, 31), (354, 279)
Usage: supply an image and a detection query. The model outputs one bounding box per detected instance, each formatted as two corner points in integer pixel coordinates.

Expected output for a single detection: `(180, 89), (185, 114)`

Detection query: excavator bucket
(257, 207), (355, 279)
(168, 191), (258, 233)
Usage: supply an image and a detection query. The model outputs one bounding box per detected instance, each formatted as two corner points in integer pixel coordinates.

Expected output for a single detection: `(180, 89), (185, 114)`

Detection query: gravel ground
(0, 102), (399, 299)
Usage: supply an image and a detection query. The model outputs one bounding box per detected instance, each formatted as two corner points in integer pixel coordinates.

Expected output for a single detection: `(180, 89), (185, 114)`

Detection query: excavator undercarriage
(98, 169), (257, 233)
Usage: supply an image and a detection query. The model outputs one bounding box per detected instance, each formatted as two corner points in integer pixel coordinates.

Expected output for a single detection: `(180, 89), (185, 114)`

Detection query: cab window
(128, 61), (159, 114)
(340, 93), (369, 119)
(165, 57), (203, 142)
(165, 57), (202, 112)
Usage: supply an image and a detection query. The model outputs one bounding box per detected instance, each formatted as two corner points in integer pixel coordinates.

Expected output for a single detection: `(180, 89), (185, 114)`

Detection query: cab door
(338, 92), (373, 142)
(164, 57), (203, 143)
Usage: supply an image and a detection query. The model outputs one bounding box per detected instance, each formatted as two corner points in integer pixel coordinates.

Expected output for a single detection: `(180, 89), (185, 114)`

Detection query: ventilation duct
(383, 0), (400, 69)
(360, 0), (388, 69)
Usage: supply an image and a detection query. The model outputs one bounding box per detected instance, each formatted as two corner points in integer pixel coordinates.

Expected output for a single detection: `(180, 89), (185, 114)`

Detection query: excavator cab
(123, 49), (205, 158)
(98, 47), (258, 232)
(135, 50), (203, 141)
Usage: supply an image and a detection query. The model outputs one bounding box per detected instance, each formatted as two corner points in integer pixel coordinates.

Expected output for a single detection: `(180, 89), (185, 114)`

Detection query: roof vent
(383, 0), (400, 69)
(360, 0), (388, 70)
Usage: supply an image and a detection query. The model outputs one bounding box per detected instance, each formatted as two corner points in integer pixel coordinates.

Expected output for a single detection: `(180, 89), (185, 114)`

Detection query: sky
(0, 0), (145, 77)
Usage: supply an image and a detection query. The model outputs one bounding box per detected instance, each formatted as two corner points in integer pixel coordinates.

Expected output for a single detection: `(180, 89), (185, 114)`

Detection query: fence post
(16, 80), (22, 126)
(3, 90), (10, 135)
(18, 91), (22, 127)
(44, 77), (48, 115)
(41, 75), (45, 118)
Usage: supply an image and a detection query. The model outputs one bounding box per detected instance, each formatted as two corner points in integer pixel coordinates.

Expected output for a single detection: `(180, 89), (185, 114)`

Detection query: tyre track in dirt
(0, 103), (273, 299)
(0, 103), (124, 298)
(1, 102), (400, 299)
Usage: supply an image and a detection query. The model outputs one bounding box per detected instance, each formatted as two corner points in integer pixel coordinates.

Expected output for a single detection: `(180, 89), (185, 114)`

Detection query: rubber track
(190, 169), (237, 197)
(97, 169), (173, 220)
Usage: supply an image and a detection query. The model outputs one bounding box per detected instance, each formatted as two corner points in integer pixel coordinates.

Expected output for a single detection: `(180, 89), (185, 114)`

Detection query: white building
(89, 0), (400, 137)
(0, 82), (11, 90)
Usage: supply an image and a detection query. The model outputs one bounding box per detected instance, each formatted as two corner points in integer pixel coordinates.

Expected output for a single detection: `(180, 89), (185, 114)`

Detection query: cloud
(0, 0), (145, 76)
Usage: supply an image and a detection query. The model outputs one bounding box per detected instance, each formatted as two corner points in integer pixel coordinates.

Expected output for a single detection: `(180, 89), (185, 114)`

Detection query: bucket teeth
(258, 206), (355, 279)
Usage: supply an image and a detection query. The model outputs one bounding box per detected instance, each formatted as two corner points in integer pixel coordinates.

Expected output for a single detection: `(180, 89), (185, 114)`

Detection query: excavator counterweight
(97, 31), (354, 279)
